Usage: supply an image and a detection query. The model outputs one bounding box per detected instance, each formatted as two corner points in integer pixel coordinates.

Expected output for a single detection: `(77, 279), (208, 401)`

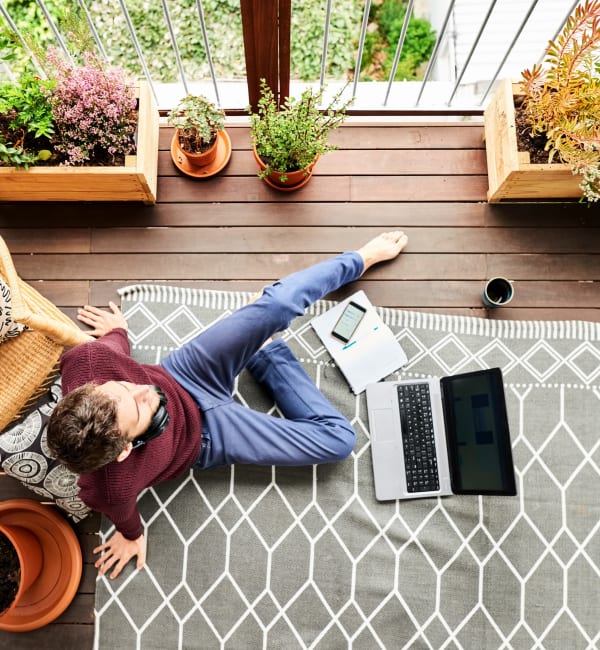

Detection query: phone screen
(331, 301), (367, 343)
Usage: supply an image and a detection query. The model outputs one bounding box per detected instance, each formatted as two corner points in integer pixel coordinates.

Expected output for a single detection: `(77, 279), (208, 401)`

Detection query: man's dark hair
(47, 384), (128, 474)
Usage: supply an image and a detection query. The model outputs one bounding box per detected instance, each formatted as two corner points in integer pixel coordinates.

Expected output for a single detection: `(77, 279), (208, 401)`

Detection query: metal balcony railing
(0, 0), (581, 114)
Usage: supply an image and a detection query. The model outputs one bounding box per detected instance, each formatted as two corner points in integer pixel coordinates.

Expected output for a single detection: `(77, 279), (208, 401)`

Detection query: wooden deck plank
(86, 226), (600, 255)
(349, 175), (489, 202)
(155, 174), (490, 202)
(0, 623), (95, 649)
(159, 148), (488, 177)
(1, 119), (600, 649)
(0, 229), (91, 253)
(3, 224), (599, 257)
(17, 281), (91, 306)
(2, 201), (594, 229)
(10, 252), (485, 281)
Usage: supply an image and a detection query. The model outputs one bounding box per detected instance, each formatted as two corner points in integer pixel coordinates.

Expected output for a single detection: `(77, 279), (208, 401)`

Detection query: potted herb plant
(167, 94), (230, 177)
(249, 79), (353, 190)
(484, 0), (600, 202)
(0, 15), (159, 204)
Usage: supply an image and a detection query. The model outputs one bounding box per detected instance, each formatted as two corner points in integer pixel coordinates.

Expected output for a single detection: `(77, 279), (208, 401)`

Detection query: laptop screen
(441, 368), (517, 496)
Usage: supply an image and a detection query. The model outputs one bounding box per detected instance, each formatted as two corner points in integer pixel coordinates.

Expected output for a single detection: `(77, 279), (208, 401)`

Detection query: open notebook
(311, 291), (407, 394)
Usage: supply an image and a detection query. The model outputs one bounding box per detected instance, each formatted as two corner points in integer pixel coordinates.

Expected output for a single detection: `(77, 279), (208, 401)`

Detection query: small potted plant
(484, 0), (600, 202)
(249, 79), (353, 190)
(167, 94), (229, 176)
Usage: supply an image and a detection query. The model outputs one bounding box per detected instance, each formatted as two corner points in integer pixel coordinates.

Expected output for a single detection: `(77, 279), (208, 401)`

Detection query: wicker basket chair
(0, 234), (93, 430)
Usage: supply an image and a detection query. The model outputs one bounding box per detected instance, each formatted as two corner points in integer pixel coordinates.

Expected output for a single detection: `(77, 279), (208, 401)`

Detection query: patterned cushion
(0, 376), (91, 521)
(0, 278), (27, 343)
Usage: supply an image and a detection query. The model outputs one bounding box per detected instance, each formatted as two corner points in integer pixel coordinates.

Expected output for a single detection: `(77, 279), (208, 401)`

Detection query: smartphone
(331, 300), (367, 343)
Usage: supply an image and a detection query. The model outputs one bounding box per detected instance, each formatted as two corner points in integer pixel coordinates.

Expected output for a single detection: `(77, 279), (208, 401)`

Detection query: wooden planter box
(483, 78), (582, 202)
(0, 81), (159, 204)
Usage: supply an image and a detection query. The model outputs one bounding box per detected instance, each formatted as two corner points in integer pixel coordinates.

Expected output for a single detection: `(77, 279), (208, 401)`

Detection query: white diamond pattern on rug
(121, 303), (161, 346)
(521, 340), (563, 382)
(476, 339), (520, 374)
(93, 288), (600, 649)
(162, 305), (208, 347)
(429, 333), (473, 374)
(565, 341), (600, 383)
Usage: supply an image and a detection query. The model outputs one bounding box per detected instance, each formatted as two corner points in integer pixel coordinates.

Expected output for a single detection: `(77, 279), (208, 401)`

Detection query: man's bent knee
(324, 423), (356, 463)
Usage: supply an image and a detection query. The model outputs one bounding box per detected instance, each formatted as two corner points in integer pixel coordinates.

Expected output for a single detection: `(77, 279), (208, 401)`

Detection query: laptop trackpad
(371, 409), (396, 442)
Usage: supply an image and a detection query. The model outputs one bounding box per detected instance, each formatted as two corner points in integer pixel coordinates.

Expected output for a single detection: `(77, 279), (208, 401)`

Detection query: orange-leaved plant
(520, 0), (600, 201)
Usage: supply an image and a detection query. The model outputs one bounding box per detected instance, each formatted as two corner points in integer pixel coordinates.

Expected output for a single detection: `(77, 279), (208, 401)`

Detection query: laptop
(366, 368), (516, 501)
(311, 290), (408, 394)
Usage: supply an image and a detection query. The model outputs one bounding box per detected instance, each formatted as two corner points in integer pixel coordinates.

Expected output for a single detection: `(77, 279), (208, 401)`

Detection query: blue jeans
(160, 251), (364, 468)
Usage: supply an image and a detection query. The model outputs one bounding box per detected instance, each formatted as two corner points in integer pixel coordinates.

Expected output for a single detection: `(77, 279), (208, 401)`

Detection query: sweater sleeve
(93, 328), (131, 355)
(78, 465), (143, 540)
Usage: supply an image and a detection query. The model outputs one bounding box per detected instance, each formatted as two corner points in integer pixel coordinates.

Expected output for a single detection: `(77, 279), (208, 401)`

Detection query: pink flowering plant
(45, 48), (137, 166)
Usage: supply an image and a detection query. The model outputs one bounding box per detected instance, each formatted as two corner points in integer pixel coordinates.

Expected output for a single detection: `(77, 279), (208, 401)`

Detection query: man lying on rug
(47, 231), (408, 580)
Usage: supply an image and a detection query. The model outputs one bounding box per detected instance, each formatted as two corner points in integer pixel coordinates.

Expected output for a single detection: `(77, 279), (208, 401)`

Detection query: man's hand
(93, 530), (146, 580)
(77, 301), (128, 337)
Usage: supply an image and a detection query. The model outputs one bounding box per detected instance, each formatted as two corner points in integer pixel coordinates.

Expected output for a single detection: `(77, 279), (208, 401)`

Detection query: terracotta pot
(252, 146), (318, 191)
(173, 129), (218, 168)
(0, 499), (82, 632)
(0, 524), (44, 617)
(170, 130), (232, 179)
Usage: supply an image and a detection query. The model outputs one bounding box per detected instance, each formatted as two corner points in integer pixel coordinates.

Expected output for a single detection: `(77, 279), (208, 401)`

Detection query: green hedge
(1, 0), (434, 84)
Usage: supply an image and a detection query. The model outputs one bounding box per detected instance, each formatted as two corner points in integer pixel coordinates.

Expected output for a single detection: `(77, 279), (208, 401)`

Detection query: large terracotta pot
(252, 146), (318, 191)
(0, 499), (82, 632)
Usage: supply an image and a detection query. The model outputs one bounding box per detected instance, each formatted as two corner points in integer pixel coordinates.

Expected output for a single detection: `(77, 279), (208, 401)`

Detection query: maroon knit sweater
(60, 328), (202, 539)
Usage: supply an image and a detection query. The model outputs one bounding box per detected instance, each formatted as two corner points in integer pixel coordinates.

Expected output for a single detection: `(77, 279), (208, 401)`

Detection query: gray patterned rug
(94, 286), (600, 650)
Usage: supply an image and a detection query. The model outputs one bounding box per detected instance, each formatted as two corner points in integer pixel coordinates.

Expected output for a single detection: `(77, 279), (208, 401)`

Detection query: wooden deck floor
(1, 120), (599, 648)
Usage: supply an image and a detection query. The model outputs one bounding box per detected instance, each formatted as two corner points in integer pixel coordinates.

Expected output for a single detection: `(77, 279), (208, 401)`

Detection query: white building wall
(420, 0), (577, 84)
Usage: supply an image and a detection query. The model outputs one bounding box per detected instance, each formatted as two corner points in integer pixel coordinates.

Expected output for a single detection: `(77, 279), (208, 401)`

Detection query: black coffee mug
(482, 277), (513, 308)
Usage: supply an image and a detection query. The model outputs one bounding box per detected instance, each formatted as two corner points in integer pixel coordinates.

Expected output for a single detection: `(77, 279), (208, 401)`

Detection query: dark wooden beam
(240, 0), (290, 111)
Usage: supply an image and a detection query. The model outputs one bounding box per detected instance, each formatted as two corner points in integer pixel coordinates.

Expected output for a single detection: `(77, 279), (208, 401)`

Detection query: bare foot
(356, 231), (408, 274)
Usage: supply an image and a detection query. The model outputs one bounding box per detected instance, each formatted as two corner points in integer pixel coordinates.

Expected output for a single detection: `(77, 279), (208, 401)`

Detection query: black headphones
(131, 386), (170, 449)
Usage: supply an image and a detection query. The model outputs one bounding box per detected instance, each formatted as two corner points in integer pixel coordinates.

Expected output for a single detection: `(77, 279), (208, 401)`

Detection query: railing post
(240, 0), (290, 112)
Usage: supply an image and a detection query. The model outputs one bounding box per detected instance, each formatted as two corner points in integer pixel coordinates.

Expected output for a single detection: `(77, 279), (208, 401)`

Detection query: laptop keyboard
(397, 383), (440, 493)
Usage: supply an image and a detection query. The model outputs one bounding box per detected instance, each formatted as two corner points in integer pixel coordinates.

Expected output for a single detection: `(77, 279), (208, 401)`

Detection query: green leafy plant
(0, 138), (39, 168)
(0, 74), (55, 140)
(0, 73), (55, 167)
(249, 79), (353, 182)
(520, 0), (600, 202)
(361, 0), (436, 81)
(290, 0), (362, 81)
(167, 94), (225, 154)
